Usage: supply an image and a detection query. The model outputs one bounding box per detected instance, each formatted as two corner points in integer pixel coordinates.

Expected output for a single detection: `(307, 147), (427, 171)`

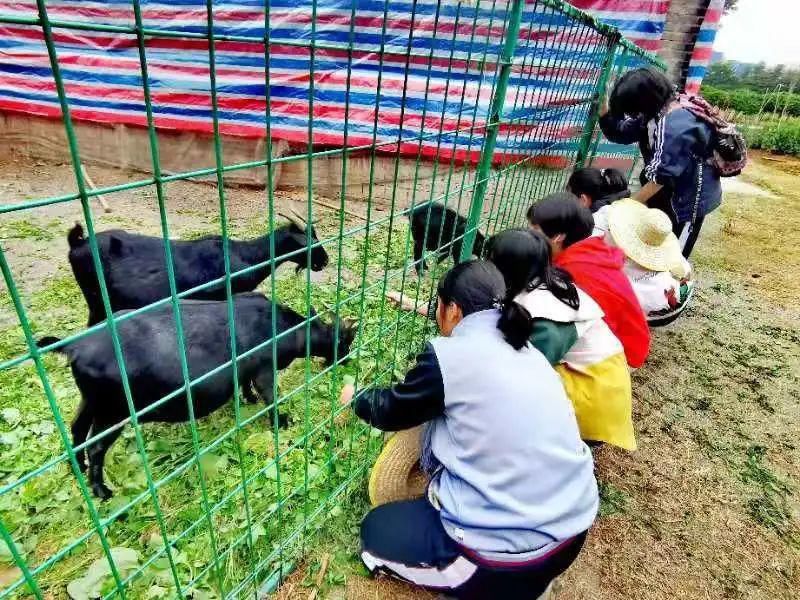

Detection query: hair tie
(492, 297), (505, 310)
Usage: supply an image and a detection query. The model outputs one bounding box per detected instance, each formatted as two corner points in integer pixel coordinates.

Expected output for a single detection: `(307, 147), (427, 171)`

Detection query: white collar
(514, 286), (603, 324)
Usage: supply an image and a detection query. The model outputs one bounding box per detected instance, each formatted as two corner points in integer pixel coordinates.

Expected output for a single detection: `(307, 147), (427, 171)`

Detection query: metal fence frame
(0, 0), (663, 597)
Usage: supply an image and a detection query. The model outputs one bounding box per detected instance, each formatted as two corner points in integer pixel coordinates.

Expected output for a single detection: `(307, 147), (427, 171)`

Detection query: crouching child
(340, 260), (598, 600)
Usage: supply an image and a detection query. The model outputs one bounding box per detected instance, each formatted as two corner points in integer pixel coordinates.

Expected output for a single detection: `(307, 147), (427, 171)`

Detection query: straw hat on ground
(608, 199), (686, 275)
(368, 425), (429, 507)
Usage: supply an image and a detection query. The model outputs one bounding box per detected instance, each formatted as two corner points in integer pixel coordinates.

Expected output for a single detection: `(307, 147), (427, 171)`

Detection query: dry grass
(275, 154), (800, 599)
(696, 150), (800, 309)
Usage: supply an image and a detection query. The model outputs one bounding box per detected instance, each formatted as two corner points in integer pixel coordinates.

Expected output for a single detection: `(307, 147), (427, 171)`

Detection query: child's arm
(385, 290), (433, 317)
(340, 342), (445, 431)
(633, 181), (664, 204)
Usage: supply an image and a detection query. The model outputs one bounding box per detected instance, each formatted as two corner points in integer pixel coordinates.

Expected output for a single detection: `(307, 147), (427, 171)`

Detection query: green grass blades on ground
(0, 212), (437, 599)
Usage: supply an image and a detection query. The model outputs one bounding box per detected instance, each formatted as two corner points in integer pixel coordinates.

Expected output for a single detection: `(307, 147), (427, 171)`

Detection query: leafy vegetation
(740, 116), (800, 156)
(0, 214), (445, 599)
(702, 60), (800, 118)
(703, 86), (799, 117)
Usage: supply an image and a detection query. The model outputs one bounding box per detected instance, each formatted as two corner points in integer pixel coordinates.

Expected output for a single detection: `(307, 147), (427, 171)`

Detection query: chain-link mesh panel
(0, 1), (662, 597)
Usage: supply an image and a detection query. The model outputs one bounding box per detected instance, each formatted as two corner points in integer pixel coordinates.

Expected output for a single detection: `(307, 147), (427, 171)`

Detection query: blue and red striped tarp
(684, 0), (722, 96)
(0, 1), (670, 165)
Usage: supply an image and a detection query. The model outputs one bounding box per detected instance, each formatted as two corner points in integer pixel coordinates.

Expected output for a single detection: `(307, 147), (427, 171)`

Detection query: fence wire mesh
(0, 0), (662, 597)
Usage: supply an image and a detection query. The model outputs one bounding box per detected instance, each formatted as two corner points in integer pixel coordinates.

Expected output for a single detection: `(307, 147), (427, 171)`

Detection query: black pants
(360, 498), (587, 599)
(647, 187), (705, 258)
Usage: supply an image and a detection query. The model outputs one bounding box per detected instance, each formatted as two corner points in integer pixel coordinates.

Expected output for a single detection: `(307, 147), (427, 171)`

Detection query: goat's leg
(253, 370), (288, 428)
(412, 237), (427, 275)
(71, 399), (93, 472)
(86, 417), (123, 500)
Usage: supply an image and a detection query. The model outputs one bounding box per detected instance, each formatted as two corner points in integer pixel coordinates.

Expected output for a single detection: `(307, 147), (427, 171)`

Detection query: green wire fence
(0, 0), (663, 597)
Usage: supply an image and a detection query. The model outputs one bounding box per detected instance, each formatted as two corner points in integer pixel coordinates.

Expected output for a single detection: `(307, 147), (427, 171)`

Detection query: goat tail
(37, 336), (64, 351)
(67, 223), (85, 249)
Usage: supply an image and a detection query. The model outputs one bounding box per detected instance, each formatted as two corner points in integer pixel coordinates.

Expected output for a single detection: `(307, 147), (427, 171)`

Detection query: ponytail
(543, 265), (579, 310)
(497, 266), (579, 350)
(569, 168), (629, 203)
(497, 294), (534, 351)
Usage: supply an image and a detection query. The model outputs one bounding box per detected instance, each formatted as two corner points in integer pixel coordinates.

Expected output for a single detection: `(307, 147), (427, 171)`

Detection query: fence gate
(0, 0), (662, 597)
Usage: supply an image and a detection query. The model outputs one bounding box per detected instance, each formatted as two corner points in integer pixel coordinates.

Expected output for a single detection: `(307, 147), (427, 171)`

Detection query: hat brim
(368, 426), (428, 507)
(608, 202), (685, 273)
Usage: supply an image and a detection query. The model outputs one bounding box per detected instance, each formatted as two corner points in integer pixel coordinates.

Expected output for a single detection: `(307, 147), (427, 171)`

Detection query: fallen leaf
(1, 538), (15, 562)
(250, 523), (266, 543)
(197, 453), (228, 480)
(29, 421), (56, 437)
(0, 432), (19, 446)
(243, 432), (273, 455)
(0, 408), (21, 427)
(146, 584), (167, 599)
(67, 547), (139, 600)
(0, 566), (22, 588)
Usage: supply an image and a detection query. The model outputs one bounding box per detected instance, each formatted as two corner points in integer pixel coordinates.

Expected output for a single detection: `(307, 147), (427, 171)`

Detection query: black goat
(38, 293), (356, 499)
(409, 202), (486, 274)
(68, 209), (328, 326)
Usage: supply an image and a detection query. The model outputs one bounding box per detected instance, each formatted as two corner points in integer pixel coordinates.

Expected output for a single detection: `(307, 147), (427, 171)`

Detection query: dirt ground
(274, 153), (800, 600)
(1, 152), (798, 599)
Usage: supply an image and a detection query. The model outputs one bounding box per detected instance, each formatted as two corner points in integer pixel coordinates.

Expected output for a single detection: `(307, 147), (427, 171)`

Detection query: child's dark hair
(609, 67), (676, 121)
(436, 260), (506, 317)
(567, 167), (629, 202)
(488, 229), (580, 350)
(526, 192), (594, 249)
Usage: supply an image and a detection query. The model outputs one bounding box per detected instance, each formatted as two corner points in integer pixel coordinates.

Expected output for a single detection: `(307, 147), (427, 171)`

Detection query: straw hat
(608, 200), (685, 274)
(368, 426), (428, 507)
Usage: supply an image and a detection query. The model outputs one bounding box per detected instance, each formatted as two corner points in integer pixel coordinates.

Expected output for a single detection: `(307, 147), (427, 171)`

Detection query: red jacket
(555, 237), (650, 368)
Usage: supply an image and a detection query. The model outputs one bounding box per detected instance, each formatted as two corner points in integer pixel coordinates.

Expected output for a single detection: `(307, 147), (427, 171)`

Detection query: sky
(714, 0), (800, 66)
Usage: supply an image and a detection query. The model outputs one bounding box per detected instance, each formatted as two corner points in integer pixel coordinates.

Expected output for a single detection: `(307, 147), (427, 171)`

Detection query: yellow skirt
(555, 353), (636, 451)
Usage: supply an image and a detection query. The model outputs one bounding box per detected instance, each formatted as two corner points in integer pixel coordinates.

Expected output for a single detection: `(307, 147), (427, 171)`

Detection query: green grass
(739, 115), (800, 157)
(598, 481), (629, 518)
(740, 445), (797, 545)
(0, 219), (60, 242)
(0, 216), (442, 599)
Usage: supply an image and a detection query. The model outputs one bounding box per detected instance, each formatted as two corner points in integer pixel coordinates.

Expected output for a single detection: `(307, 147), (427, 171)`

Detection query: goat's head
(313, 318), (357, 367)
(279, 208), (330, 273)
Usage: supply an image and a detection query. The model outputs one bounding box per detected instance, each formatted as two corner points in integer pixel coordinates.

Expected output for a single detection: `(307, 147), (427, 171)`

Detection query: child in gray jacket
(340, 260), (598, 599)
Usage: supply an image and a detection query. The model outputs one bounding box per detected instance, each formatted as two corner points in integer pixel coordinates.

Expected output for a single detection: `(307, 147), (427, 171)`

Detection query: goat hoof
(92, 483), (113, 500)
(276, 414), (290, 429)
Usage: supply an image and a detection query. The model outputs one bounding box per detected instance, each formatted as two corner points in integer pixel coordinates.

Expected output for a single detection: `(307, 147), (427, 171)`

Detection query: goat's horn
(277, 208), (307, 232)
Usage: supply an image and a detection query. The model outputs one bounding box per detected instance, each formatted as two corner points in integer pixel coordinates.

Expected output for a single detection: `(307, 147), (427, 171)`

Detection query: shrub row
(742, 120), (800, 156)
(702, 86), (800, 118)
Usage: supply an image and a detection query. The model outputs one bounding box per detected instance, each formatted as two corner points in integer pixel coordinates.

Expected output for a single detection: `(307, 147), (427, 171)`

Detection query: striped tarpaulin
(0, 0), (667, 164)
(683, 0), (722, 95)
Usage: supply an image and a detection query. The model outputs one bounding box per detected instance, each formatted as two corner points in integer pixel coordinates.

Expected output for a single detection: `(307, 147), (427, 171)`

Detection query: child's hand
(339, 375), (356, 406)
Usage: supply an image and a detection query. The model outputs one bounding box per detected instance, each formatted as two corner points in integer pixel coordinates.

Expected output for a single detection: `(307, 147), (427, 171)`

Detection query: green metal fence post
(588, 44), (628, 166)
(0, 0), (670, 595)
(458, 0), (526, 262)
(574, 31), (620, 169)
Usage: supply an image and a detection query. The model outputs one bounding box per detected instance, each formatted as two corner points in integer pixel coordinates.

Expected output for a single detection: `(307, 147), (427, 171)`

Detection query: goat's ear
(109, 235), (123, 256)
(340, 318), (357, 331)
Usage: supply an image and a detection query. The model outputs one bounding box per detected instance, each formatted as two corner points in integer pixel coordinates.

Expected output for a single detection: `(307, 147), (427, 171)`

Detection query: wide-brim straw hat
(368, 425), (428, 507)
(608, 199), (685, 274)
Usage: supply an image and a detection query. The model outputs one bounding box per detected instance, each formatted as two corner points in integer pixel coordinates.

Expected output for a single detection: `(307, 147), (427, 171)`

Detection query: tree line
(702, 61), (800, 117)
